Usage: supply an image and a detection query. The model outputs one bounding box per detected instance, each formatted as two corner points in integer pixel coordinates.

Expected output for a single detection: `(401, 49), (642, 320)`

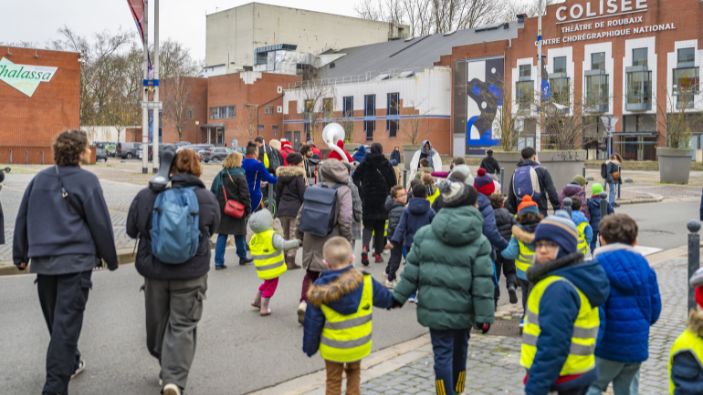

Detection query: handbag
(222, 172), (246, 219)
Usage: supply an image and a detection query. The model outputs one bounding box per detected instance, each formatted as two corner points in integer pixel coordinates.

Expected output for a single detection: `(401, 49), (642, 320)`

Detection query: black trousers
(494, 255), (517, 303)
(385, 243), (403, 281)
(37, 271), (92, 395)
(362, 218), (386, 255)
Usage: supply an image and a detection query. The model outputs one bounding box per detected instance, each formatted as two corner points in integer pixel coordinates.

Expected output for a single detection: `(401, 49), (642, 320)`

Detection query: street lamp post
(141, 0), (149, 174)
(152, 0), (160, 173)
(535, 0), (545, 152)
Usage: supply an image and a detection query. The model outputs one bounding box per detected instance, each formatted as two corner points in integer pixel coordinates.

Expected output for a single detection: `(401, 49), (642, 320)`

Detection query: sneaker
(70, 360), (85, 380)
(162, 383), (181, 395)
(384, 279), (395, 289)
(361, 248), (369, 266)
(215, 264), (227, 270)
(507, 284), (518, 304)
(374, 253), (383, 264)
(297, 301), (307, 325)
(408, 295), (418, 304)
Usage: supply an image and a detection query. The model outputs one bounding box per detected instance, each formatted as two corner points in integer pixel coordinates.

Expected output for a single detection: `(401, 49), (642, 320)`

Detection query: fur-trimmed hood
(307, 266), (364, 314)
(276, 165), (306, 178)
(512, 225), (535, 244)
(689, 310), (703, 337)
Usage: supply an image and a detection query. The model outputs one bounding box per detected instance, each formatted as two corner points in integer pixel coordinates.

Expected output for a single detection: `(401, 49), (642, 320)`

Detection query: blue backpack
(299, 184), (341, 237)
(513, 165), (542, 200)
(151, 187), (200, 264)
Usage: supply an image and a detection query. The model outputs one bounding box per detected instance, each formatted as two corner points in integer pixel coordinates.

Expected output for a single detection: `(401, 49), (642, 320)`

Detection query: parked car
(183, 144), (215, 162)
(209, 147), (233, 162)
(96, 147), (108, 162)
(117, 142), (142, 159)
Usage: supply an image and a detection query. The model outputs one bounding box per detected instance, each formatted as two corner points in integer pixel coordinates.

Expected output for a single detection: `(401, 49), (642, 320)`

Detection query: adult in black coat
(480, 149), (501, 175)
(352, 143), (397, 263)
(505, 147), (560, 216)
(275, 152), (307, 269)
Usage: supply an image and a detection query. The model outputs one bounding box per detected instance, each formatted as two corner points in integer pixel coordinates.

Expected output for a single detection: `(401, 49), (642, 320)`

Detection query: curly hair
(171, 149), (202, 177)
(53, 130), (88, 166)
(223, 152), (243, 169)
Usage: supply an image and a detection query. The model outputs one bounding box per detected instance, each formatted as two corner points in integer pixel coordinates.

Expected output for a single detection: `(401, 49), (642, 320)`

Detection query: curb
(617, 192), (664, 206)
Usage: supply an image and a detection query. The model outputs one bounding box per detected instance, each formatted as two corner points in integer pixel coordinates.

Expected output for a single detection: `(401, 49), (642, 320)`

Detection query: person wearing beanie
(279, 139), (297, 165)
(559, 176), (589, 220)
(506, 147), (561, 216)
(502, 195), (543, 325)
(393, 182), (494, 395)
(587, 183), (614, 253)
(275, 152), (307, 269)
(474, 168), (496, 196)
(327, 139), (353, 163)
(490, 193), (519, 306)
(670, 267), (703, 395)
(520, 215), (610, 395)
(587, 214), (661, 395)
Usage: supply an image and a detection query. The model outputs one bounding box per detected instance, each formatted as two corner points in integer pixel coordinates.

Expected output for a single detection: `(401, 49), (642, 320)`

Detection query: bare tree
(160, 40), (199, 141)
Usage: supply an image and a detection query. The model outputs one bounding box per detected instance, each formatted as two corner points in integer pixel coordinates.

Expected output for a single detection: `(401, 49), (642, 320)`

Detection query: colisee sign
(556, 0), (648, 23)
(0, 57), (57, 97)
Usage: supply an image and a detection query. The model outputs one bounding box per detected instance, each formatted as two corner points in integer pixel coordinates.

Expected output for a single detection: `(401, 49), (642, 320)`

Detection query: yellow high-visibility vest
(668, 328), (703, 394)
(319, 274), (373, 363)
(520, 275), (599, 376)
(576, 222), (589, 256)
(249, 229), (286, 280)
(427, 187), (440, 206)
(516, 239), (535, 277)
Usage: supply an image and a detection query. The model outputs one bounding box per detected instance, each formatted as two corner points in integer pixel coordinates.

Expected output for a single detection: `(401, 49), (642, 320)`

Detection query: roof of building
(318, 22), (522, 81)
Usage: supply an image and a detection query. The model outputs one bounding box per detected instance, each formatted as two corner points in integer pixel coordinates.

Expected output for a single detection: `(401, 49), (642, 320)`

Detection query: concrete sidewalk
(250, 248), (691, 395)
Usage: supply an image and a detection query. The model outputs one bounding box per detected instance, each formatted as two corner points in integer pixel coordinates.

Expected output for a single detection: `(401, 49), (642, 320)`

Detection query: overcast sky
(0, 0), (358, 60)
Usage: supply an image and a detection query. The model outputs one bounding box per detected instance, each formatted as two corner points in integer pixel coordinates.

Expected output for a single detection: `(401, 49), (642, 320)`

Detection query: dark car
(96, 147), (108, 162)
(117, 142), (142, 159)
(209, 147), (232, 162)
(184, 144), (215, 162)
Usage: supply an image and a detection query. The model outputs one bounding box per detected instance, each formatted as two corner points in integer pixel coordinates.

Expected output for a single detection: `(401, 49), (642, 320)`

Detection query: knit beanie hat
(517, 195), (539, 216)
(591, 183), (604, 196)
(571, 176), (588, 187)
(474, 168), (495, 196)
(691, 267), (703, 308)
(449, 164), (474, 185)
(534, 215), (578, 256)
(286, 152), (303, 166)
(441, 181), (470, 208)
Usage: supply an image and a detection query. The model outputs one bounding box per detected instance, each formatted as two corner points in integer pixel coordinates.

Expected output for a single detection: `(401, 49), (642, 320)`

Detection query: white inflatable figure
(408, 139), (443, 182)
(321, 123), (349, 164)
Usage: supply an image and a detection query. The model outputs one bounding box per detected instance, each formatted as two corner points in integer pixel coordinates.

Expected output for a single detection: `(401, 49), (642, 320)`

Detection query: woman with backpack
(211, 152), (252, 269)
(126, 148), (220, 395)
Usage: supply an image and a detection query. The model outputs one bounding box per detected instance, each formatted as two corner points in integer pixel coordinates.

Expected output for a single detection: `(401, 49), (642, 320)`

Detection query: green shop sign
(0, 57), (58, 97)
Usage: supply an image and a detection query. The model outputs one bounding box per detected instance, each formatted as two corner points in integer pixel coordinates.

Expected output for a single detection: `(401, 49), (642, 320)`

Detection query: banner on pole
(126, 0), (146, 44)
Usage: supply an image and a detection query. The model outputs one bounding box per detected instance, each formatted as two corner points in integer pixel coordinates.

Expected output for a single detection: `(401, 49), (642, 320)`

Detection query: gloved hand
(476, 323), (490, 334)
(390, 297), (404, 309)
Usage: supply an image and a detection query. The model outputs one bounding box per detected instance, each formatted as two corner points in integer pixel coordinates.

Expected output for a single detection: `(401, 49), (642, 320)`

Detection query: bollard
(688, 220), (701, 312)
(402, 169), (408, 188)
(9, 149), (13, 164)
(24, 150), (29, 164)
(500, 167), (505, 195)
(563, 197), (573, 216)
(582, 167), (586, 179)
(600, 192), (609, 218)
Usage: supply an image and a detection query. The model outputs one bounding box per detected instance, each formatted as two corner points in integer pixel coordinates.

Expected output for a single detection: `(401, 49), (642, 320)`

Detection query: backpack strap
(55, 166), (86, 221)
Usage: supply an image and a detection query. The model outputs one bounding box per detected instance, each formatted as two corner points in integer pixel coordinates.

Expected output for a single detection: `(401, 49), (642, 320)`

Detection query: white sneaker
(384, 279), (395, 289)
(70, 360), (85, 380)
(297, 301), (307, 325)
(162, 383), (181, 395)
(408, 296), (418, 304)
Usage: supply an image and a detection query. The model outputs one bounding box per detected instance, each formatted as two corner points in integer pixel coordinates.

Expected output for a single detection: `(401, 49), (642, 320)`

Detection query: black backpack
(600, 162), (608, 179)
(299, 184), (341, 237)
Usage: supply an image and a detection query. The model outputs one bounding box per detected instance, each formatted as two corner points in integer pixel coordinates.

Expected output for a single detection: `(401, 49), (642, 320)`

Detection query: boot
(286, 255), (301, 270)
(361, 247), (369, 266)
(297, 301), (307, 325)
(251, 291), (262, 309)
(260, 298), (271, 316)
(507, 283), (518, 304)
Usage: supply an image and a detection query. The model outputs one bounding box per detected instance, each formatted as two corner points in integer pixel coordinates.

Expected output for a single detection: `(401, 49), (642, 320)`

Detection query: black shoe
(508, 284), (518, 304)
(239, 258), (253, 266)
(215, 264), (227, 270)
(361, 249), (369, 266)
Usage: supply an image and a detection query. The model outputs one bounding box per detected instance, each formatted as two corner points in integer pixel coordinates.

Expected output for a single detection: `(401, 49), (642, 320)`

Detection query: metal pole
(141, 0), (149, 174)
(563, 197), (573, 216)
(535, 0), (544, 152)
(500, 167), (505, 195)
(600, 192), (608, 218)
(152, 0), (160, 173)
(402, 169), (407, 188)
(688, 220), (701, 312)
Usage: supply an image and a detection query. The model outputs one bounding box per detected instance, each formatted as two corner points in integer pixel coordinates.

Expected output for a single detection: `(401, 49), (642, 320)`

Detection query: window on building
(304, 99), (314, 119)
(187, 109), (193, 120)
(674, 67), (699, 109)
(342, 96), (354, 118)
(519, 65), (531, 79)
(591, 52), (605, 71)
(585, 74), (609, 113)
(264, 105), (274, 115)
(386, 92), (399, 138)
(225, 106), (236, 118)
(627, 70), (652, 110)
(516, 81), (533, 111)
(549, 76), (570, 106)
(322, 98), (333, 125)
(553, 56), (567, 74)
(632, 48), (648, 68)
(678, 48), (696, 66)
(209, 107), (220, 119)
(364, 94), (376, 141)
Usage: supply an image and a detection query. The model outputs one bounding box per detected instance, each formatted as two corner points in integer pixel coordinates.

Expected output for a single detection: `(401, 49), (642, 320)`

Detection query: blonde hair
(223, 151), (243, 169)
(323, 237), (354, 268)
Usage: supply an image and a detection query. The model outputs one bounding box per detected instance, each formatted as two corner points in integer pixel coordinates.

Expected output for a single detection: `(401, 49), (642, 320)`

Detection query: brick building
(0, 47), (80, 164)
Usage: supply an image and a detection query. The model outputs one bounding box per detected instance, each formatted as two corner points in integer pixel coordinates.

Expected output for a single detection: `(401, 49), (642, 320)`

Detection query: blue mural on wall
(466, 58), (504, 148)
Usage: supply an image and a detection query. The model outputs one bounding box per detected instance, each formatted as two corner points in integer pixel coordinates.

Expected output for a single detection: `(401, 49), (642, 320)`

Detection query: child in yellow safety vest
(502, 195), (543, 327)
(248, 209), (300, 316)
(303, 237), (396, 395)
(669, 267), (703, 394)
(569, 198), (593, 257)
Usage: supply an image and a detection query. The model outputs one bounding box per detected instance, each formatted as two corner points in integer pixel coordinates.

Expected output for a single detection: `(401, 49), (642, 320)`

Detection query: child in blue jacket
(587, 183), (613, 252)
(587, 214), (661, 395)
(303, 237), (395, 395)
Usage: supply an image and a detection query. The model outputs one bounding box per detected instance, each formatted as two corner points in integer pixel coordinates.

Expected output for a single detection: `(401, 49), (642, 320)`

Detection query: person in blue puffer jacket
(587, 213), (661, 395)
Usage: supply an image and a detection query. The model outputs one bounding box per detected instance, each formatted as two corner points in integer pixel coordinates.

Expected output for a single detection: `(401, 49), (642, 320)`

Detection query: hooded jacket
(477, 193), (509, 251)
(274, 165), (306, 218)
(296, 160), (353, 272)
(494, 207), (517, 242)
(242, 157), (277, 210)
(671, 310), (703, 395)
(302, 265), (395, 357)
(593, 244), (661, 363)
(126, 173), (221, 281)
(524, 253), (610, 395)
(327, 140), (353, 163)
(210, 167), (251, 235)
(385, 195), (405, 241)
(587, 196), (613, 229)
(280, 140), (296, 165)
(352, 152), (397, 220)
(352, 145), (368, 163)
(391, 197), (434, 249)
(571, 211), (593, 247)
(393, 205), (495, 330)
(506, 159), (560, 216)
(605, 159), (622, 185)
(559, 183), (589, 220)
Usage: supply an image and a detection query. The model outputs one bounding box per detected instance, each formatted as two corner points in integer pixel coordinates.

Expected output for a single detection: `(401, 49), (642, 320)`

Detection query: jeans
(430, 328), (469, 395)
(37, 271), (92, 395)
(590, 230), (600, 253)
(362, 218), (386, 255)
(607, 182), (618, 206)
(586, 357), (640, 395)
(214, 233), (248, 267)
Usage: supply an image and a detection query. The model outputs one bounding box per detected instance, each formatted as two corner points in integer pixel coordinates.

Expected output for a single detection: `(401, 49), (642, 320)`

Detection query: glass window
(553, 56), (567, 74)
(187, 109), (193, 120)
(364, 120), (375, 141)
(632, 48), (648, 68)
(549, 77), (570, 106)
(386, 92), (399, 137)
(342, 96), (354, 118)
(364, 94), (376, 116)
(225, 106), (236, 118)
(516, 81), (533, 111)
(591, 52), (605, 71)
(322, 98), (333, 116)
(678, 48), (695, 66)
(627, 70), (652, 109)
(304, 99), (314, 116)
(585, 74), (609, 112)
(209, 107), (220, 119)
(674, 67), (700, 109)
(264, 105), (273, 115)
(519, 65), (531, 79)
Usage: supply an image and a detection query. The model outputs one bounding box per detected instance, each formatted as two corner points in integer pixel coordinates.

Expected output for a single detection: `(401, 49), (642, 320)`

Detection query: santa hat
(473, 168), (495, 196)
(327, 140), (353, 162)
(691, 267), (703, 308)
